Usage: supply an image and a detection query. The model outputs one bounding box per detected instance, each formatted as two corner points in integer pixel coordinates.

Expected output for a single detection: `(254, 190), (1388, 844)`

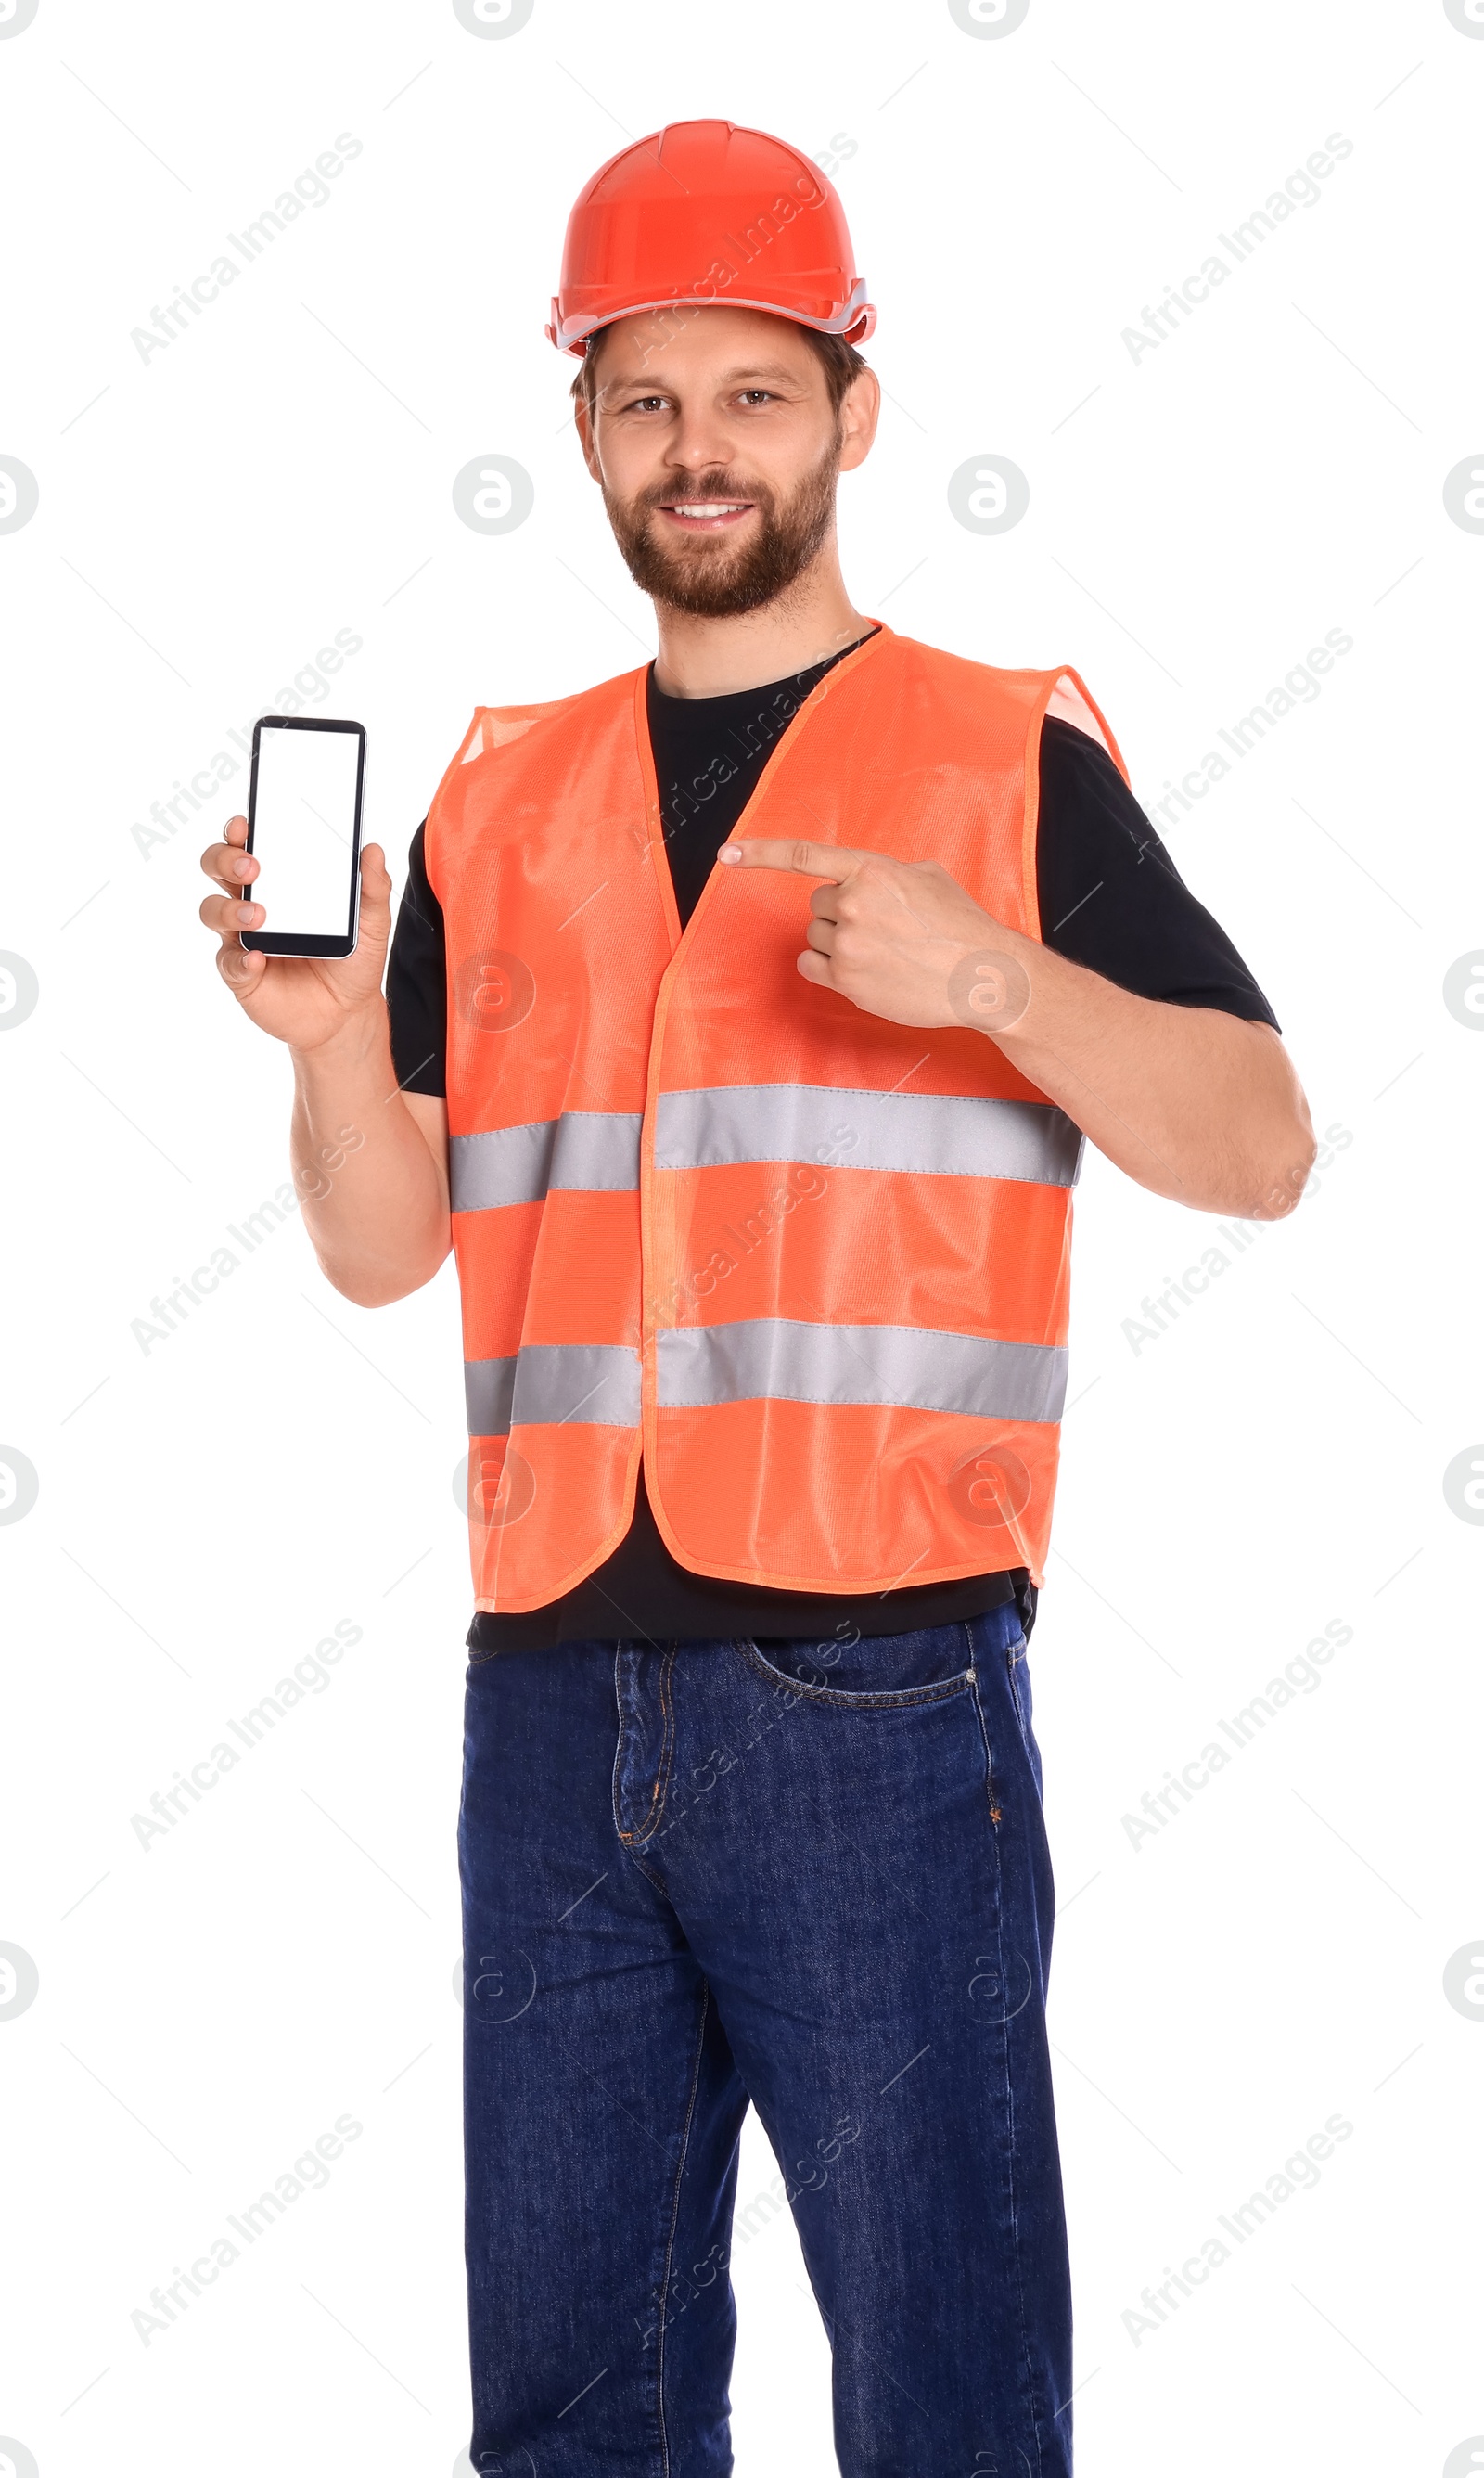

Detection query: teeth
(670, 502), (745, 515)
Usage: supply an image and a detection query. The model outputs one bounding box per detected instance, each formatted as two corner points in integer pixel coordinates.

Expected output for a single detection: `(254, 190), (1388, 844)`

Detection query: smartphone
(241, 713), (366, 958)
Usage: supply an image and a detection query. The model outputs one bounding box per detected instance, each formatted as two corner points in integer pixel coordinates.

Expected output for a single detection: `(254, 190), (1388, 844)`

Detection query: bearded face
(600, 430), (844, 619)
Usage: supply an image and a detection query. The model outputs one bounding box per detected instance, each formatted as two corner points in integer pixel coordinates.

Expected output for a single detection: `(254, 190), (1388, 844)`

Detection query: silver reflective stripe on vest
(652, 1085), (1083, 1188)
(451, 1113), (643, 1213)
(465, 1343), (642, 1436)
(657, 1318), (1068, 1425)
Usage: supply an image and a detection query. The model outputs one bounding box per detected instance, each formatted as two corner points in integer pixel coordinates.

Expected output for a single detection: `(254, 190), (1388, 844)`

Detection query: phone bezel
(240, 713), (366, 959)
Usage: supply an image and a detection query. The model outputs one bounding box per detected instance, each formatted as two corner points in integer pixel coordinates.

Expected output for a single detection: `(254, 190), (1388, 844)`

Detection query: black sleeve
(1035, 716), (1280, 1032)
(385, 819), (448, 1097)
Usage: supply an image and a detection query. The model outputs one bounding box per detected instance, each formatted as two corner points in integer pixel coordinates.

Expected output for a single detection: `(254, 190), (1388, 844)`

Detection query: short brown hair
(570, 319), (868, 417)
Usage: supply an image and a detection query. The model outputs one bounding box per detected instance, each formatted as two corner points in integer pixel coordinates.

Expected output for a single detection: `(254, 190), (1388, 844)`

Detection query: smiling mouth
(656, 499), (755, 530)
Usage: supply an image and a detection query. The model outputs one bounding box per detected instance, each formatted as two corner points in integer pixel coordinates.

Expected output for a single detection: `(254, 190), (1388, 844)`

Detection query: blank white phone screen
(252, 726), (361, 934)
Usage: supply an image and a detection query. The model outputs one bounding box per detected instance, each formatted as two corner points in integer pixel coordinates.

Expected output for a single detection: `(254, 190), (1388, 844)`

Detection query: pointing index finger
(719, 838), (868, 880)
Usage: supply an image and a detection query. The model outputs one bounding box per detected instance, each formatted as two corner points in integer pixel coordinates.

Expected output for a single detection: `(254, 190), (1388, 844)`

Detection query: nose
(662, 404), (740, 479)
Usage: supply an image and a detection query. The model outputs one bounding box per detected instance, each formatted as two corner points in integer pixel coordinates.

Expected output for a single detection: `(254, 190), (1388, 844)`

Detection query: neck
(650, 545), (873, 699)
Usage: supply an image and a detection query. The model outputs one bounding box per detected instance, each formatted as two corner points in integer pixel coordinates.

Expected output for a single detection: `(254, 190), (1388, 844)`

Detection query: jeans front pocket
(736, 1622), (979, 1711)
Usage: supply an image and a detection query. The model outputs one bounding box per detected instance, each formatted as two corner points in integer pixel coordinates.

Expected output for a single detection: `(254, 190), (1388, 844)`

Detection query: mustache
(642, 472), (768, 511)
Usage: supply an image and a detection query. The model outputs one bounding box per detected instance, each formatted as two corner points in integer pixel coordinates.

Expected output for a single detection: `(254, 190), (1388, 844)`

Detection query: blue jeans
(458, 1605), (1071, 2476)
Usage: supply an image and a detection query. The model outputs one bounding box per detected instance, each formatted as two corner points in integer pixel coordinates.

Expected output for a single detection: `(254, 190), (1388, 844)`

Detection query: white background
(2, 2), (1481, 2472)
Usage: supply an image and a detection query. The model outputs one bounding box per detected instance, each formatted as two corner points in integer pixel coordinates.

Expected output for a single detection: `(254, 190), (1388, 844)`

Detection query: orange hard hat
(545, 117), (876, 357)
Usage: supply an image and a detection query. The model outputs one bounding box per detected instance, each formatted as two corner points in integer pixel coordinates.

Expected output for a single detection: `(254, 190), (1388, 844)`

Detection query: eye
(736, 389), (775, 406)
(622, 394), (669, 414)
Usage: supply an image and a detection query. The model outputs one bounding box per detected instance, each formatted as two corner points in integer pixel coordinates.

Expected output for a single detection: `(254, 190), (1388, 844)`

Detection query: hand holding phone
(198, 713), (391, 1052)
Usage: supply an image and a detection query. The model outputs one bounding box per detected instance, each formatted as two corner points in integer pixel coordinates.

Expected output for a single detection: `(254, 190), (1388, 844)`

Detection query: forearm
(290, 1004), (450, 1303)
(989, 930), (1316, 1218)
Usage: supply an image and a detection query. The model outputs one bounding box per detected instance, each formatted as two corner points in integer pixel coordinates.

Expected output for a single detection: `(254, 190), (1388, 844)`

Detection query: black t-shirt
(389, 634), (1278, 1653)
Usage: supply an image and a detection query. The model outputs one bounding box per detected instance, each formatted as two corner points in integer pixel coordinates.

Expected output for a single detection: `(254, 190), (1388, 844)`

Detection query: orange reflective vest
(424, 623), (1128, 1614)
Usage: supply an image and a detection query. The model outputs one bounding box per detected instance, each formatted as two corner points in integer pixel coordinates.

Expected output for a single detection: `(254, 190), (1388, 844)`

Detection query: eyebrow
(600, 361), (803, 391)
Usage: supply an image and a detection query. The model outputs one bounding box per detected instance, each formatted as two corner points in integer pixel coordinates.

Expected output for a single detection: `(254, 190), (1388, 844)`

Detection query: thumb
(356, 842), (393, 936)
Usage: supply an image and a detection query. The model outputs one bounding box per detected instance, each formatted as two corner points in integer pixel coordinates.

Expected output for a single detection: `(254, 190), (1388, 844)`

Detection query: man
(201, 120), (1313, 2478)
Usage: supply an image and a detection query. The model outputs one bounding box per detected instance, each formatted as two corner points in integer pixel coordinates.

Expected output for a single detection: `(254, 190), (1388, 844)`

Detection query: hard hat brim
(546, 281), (876, 359)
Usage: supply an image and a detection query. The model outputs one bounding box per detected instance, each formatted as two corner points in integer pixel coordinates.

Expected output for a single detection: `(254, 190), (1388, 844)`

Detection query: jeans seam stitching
(1002, 1980), (1046, 2475)
(968, 1665), (1004, 1826)
(655, 1978), (710, 2478)
(629, 1646), (678, 1844)
(655, 1647), (678, 1823)
(967, 1660), (1045, 2472)
(611, 1647), (633, 1843)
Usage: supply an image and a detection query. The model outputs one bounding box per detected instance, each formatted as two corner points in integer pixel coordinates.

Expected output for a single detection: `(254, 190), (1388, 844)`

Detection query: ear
(837, 366), (881, 475)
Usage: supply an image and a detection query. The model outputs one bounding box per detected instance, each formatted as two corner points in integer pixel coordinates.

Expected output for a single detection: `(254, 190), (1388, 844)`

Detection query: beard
(602, 432), (843, 619)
